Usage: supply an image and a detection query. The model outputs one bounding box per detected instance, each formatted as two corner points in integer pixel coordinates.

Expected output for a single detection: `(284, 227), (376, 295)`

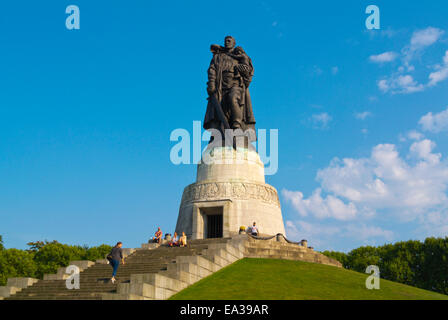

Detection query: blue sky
(1, 1), (448, 251)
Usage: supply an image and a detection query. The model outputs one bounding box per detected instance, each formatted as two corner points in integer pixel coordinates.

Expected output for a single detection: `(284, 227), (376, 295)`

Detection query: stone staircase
(0, 278), (39, 299)
(2, 235), (341, 300)
(4, 237), (245, 300)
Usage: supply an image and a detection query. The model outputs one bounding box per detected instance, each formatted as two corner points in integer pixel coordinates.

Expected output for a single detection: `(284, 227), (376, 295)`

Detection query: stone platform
(1, 235), (341, 300)
(175, 147), (286, 239)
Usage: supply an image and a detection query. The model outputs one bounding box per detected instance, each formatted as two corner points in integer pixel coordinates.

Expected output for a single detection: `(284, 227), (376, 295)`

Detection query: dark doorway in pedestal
(200, 206), (224, 239)
(201, 206), (223, 239)
(206, 214), (223, 238)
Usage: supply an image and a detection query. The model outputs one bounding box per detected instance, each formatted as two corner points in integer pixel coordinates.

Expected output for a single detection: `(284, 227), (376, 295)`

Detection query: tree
(32, 242), (113, 279)
(33, 242), (86, 278)
(322, 238), (448, 295)
(0, 238), (114, 286)
(321, 250), (348, 267)
(0, 249), (37, 286)
(85, 244), (112, 261)
(26, 240), (59, 253)
(420, 237), (448, 294)
(345, 246), (381, 272)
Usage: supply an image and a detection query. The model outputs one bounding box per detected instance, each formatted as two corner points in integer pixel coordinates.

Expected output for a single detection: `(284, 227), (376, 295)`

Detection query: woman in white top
(250, 222), (258, 236)
(169, 232), (179, 247)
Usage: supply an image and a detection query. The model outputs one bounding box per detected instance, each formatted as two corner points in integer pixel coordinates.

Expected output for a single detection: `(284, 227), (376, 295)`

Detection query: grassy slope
(170, 258), (448, 300)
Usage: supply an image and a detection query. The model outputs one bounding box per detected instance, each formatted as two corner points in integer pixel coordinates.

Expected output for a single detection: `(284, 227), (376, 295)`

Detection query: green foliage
(26, 240), (59, 253)
(0, 235), (4, 251)
(0, 249), (37, 286)
(419, 237), (448, 294)
(321, 250), (348, 267)
(0, 236), (112, 286)
(84, 244), (113, 262)
(33, 243), (87, 278)
(321, 237), (448, 295)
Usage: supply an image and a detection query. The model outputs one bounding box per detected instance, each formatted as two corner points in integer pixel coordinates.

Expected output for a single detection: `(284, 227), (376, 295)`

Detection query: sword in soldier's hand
(209, 93), (230, 130)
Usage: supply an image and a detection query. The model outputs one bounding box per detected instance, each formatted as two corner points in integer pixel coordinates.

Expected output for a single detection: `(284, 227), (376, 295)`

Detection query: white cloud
(310, 112), (332, 130)
(331, 66), (339, 75)
(397, 75), (415, 87)
(428, 50), (448, 87)
(345, 224), (394, 241)
(282, 189), (357, 221)
(429, 68), (448, 87)
(399, 130), (424, 142)
(355, 111), (372, 120)
(410, 27), (444, 50)
(419, 107), (448, 133)
(378, 79), (389, 92)
(285, 109), (448, 248)
(285, 220), (340, 248)
(285, 220), (339, 240)
(316, 142), (448, 217)
(416, 210), (448, 237)
(366, 28), (399, 39)
(285, 140), (448, 224)
(402, 27), (444, 72)
(398, 75), (425, 93)
(373, 27), (447, 94)
(409, 139), (441, 165)
(378, 75), (424, 94)
(407, 130), (424, 141)
(369, 51), (398, 63)
(403, 27), (445, 65)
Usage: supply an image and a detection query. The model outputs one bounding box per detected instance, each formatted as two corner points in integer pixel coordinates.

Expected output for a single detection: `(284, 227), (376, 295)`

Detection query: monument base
(175, 147), (285, 239)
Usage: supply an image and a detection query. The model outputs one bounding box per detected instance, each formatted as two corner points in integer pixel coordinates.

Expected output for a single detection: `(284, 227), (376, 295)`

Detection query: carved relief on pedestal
(180, 181), (280, 207)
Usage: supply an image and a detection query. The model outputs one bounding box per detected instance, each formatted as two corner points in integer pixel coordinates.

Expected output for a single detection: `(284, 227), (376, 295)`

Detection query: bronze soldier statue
(203, 36), (256, 146)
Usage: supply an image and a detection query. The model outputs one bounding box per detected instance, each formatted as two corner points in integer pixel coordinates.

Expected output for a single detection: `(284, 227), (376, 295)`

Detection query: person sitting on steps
(179, 232), (187, 247)
(152, 227), (163, 244)
(249, 222), (259, 236)
(169, 232), (179, 247)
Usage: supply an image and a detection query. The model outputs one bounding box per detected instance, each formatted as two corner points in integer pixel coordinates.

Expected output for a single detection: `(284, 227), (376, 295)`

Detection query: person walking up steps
(107, 241), (125, 284)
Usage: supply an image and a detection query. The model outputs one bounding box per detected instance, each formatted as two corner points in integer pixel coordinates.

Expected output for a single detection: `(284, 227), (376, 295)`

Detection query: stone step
(116, 282), (177, 300)
(8, 294), (105, 300)
(4, 237), (245, 300)
(101, 293), (146, 300)
(16, 284), (118, 289)
(14, 290), (116, 295)
(12, 289), (117, 294)
(0, 286), (22, 298)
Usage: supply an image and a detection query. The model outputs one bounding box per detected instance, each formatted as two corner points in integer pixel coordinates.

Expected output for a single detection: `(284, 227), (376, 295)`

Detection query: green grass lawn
(170, 258), (448, 300)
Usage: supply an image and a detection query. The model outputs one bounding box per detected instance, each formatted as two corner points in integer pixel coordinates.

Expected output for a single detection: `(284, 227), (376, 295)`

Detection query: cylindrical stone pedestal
(175, 147), (285, 239)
